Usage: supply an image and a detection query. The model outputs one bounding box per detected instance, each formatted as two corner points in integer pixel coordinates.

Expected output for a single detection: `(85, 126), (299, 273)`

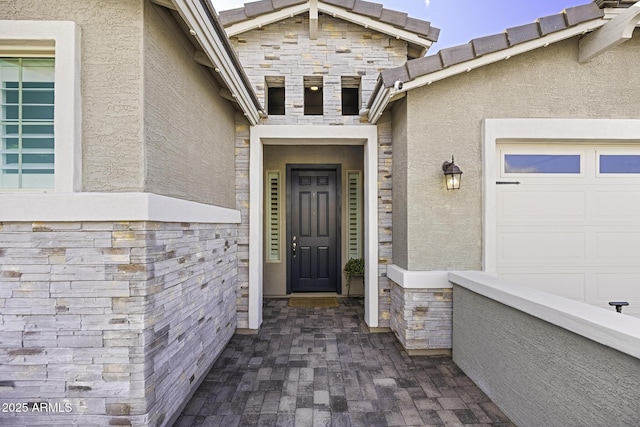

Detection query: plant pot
(344, 274), (364, 296)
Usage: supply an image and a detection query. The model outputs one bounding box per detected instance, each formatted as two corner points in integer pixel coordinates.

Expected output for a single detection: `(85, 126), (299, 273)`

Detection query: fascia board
(318, 3), (433, 49)
(401, 19), (606, 96)
(367, 84), (392, 125)
(224, 4), (310, 37)
(174, 0), (261, 124)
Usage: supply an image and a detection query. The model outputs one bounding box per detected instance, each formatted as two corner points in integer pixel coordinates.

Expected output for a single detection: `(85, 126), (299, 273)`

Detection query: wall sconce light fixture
(442, 156), (462, 190)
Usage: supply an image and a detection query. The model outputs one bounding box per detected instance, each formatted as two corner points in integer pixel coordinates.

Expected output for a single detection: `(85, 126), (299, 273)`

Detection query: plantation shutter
(347, 171), (361, 259)
(266, 171), (280, 262)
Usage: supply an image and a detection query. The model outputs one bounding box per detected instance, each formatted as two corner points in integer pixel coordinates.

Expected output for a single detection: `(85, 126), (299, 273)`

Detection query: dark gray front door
(289, 167), (340, 293)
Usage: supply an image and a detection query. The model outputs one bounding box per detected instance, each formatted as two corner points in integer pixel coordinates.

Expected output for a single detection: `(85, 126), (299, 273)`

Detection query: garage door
(496, 143), (640, 317)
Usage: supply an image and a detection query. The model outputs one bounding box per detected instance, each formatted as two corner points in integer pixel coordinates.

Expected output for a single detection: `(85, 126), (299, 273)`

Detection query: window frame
(0, 20), (81, 193)
(597, 149), (640, 176)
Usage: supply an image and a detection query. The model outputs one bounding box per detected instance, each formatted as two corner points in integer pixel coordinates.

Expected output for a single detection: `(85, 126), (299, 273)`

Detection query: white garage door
(496, 143), (640, 317)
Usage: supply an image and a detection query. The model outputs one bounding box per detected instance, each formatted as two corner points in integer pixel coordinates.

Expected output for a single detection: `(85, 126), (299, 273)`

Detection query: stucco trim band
(386, 264), (452, 289)
(0, 192), (241, 223)
(449, 271), (640, 359)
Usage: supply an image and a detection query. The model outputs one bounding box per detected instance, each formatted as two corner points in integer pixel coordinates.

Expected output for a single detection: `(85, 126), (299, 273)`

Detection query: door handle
(292, 236), (297, 258)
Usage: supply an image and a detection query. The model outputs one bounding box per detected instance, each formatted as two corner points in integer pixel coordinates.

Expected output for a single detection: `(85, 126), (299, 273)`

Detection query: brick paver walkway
(173, 298), (514, 426)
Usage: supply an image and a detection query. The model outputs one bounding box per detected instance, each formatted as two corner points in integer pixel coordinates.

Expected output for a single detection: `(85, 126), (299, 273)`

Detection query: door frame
(286, 164), (342, 294)
(249, 125), (379, 329)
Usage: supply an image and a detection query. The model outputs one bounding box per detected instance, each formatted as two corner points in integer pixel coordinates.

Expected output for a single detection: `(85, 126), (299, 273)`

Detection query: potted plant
(343, 257), (364, 296)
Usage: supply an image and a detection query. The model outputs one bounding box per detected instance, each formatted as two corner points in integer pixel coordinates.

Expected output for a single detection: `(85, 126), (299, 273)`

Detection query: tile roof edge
(378, 3), (605, 89)
(218, 0), (440, 42)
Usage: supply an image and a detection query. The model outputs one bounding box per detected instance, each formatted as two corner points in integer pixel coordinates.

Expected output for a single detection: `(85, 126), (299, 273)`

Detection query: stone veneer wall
(390, 281), (452, 351)
(235, 118), (251, 329)
(377, 118), (393, 327)
(230, 13), (408, 126)
(0, 221), (237, 426)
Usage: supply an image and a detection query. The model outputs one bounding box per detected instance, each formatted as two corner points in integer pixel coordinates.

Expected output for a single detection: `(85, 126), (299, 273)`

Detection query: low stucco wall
(451, 273), (640, 427)
(0, 221), (237, 426)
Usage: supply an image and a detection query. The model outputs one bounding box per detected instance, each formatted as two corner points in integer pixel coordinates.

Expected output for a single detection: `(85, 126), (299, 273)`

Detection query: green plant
(343, 257), (364, 295)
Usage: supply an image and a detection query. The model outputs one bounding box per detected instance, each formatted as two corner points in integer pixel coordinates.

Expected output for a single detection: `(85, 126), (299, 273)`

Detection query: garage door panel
(499, 191), (585, 220)
(500, 273), (585, 299)
(499, 232), (585, 260)
(596, 191), (640, 218)
(596, 233), (640, 259)
(496, 143), (640, 316)
(595, 273), (640, 299)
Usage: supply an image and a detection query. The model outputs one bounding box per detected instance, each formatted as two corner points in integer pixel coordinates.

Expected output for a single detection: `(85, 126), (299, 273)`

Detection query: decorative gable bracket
(579, 2), (640, 62)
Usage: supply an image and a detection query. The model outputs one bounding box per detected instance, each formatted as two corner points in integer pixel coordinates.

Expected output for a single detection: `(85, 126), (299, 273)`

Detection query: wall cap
(387, 265), (452, 289)
(449, 271), (640, 359)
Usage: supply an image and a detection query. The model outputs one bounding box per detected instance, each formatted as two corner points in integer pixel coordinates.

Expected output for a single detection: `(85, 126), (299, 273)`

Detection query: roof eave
(367, 18), (607, 120)
(319, 3), (435, 49)
(224, 3), (310, 37)
(407, 19), (605, 91)
(222, 1), (438, 50)
(172, 0), (263, 125)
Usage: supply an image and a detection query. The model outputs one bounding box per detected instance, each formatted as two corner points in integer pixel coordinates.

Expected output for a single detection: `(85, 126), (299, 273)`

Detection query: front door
(288, 166), (340, 293)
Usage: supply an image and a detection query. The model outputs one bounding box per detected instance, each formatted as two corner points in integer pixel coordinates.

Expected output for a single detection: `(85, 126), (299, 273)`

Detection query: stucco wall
(453, 284), (640, 427)
(143, 3), (237, 208)
(230, 13), (408, 125)
(263, 145), (364, 296)
(2, 0), (145, 192)
(390, 99), (408, 269)
(403, 36), (640, 270)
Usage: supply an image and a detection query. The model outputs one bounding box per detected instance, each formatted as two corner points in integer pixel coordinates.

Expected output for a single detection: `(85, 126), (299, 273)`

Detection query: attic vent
(304, 76), (323, 115)
(266, 171), (281, 262)
(341, 76), (361, 116)
(347, 171), (362, 259)
(266, 76), (285, 115)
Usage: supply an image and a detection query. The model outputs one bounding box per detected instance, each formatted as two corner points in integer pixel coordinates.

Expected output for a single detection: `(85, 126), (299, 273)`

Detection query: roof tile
(373, 1), (608, 91)
(427, 26), (441, 42)
(472, 33), (509, 56)
(538, 13), (568, 36)
(379, 8), (408, 28)
(219, 0), (439, 43)
(218, 7), (248, 26)
(407, 55), (443, 80)
(439, 43), (475, 67)
(351, 0), (384, 19)
(244, 0), (275, 18)
(322, 0), (356, 8)
(380, 65), (410, 88)
(272, 0), (307, 10)
(506, 22), (541, 45)
(404, 16), (432, 38)
(565, 3), (604, 26)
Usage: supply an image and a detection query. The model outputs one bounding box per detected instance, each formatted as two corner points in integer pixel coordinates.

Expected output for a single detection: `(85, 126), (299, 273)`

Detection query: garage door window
(599, 155), (640, 174)
(504, 154), (580, 174)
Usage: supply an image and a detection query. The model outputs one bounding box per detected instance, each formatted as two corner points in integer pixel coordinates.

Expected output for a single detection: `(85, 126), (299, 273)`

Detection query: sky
(210, 0), (592, 51)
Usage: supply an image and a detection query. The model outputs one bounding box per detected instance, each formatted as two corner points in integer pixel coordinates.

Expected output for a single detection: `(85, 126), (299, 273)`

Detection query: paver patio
(172, 298), (514, 426)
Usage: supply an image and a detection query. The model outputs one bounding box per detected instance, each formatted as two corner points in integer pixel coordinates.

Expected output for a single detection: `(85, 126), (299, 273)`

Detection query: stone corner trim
(0, 192), (241, 224)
